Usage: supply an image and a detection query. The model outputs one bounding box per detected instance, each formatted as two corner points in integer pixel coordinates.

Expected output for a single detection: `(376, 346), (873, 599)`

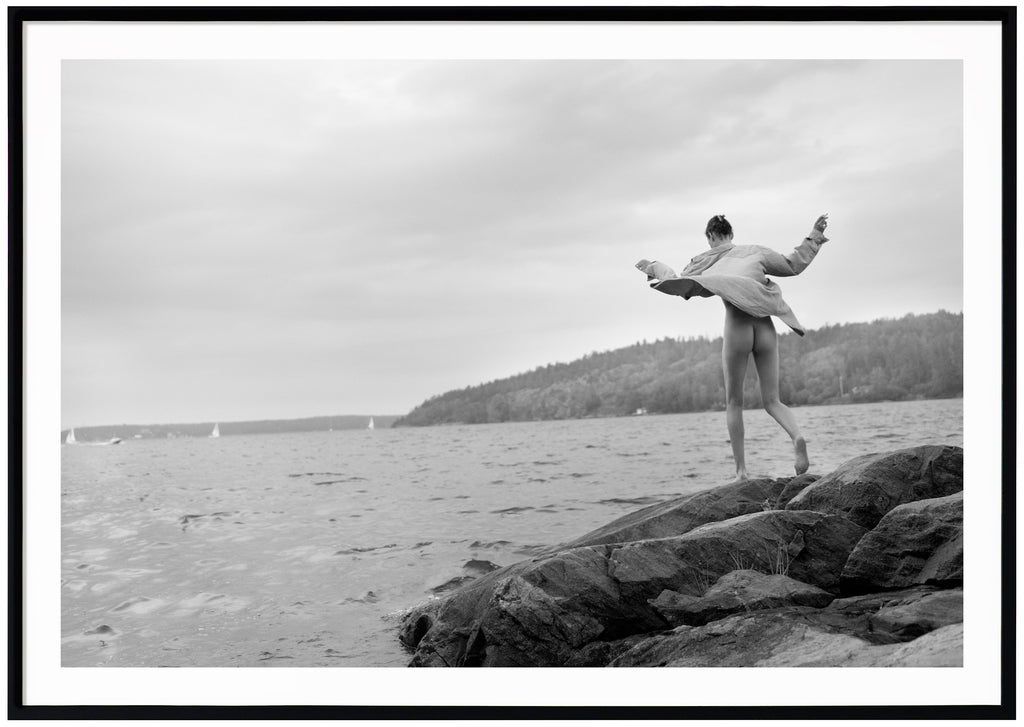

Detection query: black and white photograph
(13, 8), (1011, 717)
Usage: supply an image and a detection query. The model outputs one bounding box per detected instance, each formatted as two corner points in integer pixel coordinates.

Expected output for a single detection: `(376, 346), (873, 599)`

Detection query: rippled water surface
(61, 398), (962, 667)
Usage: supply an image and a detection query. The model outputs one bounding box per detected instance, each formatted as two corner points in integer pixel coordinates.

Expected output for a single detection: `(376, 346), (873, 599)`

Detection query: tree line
(394, 310), (962, 427)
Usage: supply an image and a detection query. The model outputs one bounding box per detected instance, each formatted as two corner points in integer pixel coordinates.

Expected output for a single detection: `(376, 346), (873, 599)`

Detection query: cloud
(61, 60), (963, 426)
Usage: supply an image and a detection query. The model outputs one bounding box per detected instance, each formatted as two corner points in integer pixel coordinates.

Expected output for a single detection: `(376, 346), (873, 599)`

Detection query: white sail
(367, 417), (375, 430)
(210, 423), (220, 438)
(65, 428), (77, 444)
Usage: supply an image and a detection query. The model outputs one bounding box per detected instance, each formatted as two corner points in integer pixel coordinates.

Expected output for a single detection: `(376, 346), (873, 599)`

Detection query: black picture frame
(9, 4), (1015, 720)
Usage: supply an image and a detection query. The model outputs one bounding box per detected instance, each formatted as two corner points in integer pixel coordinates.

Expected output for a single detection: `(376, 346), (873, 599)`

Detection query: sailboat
(64, 428), (120, 446)
(210, 423), (220, 438)
(367, 417), (375, 430)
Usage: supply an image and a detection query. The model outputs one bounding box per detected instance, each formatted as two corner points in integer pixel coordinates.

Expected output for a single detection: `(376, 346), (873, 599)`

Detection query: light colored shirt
(637, 229), (827, 336)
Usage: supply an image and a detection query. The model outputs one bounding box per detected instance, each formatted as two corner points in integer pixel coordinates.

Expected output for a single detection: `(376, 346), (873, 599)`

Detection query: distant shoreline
(61, 397), (962, 442)
(394, 311), (963, 428)
(392, 395), (964, 429)
(60, 414), (401, 442)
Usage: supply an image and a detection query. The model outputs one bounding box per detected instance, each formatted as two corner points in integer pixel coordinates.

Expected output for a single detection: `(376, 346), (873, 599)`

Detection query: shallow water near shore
(61, 398), (962, 667)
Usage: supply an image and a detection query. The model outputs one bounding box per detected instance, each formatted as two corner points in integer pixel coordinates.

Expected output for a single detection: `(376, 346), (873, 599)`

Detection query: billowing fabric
(637, 230), (827, 336)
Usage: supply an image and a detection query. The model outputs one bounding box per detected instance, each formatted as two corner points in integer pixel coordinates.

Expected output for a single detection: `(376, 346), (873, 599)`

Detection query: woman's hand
(813, 213), (829, 233)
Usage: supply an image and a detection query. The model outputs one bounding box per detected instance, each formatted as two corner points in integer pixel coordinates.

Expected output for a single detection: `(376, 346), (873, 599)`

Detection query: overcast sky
(61, 60), (962, 428)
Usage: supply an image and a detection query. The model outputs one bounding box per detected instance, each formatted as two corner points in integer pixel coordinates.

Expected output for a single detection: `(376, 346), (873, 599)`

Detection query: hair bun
(704, 214), (734, 238)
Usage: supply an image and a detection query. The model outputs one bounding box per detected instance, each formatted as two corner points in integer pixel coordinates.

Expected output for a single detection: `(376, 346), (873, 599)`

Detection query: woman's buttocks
(723, 300), (764, 321)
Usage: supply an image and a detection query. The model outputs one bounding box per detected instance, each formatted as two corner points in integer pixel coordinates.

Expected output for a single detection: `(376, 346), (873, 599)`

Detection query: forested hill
(393, 311), (962, 427)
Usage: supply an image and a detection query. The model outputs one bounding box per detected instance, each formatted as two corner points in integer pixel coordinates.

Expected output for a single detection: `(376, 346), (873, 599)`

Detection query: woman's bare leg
(751, 317), (809, 475)
(722, 304), (755, 482)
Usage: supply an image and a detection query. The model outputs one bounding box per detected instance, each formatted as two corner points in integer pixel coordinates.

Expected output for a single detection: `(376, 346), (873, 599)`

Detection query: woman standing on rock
(636, 213), (829, 482)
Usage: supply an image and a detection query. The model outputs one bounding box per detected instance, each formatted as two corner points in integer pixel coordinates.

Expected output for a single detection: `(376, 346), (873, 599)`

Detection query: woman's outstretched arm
(761, 214), (830, 277)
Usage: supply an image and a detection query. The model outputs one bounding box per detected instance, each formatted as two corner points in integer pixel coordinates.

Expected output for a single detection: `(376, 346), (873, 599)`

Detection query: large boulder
(400, 509), (864, 666)
(818, 586), (963, 642)
(786, 445), (962, 528)
(611, 593), (963, 668)
(611, 611), (874, 667)
(862, 588), (963, 640)
(651, 569), (834, 627)
(552, 476), (809, 551)
(841, 493), (963, 594)
(609, 510), (866, 599)
(400, 546), (668, 667)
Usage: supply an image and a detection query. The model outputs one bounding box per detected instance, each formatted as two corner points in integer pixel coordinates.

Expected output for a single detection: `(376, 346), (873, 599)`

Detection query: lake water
(61, 398), (962, 667)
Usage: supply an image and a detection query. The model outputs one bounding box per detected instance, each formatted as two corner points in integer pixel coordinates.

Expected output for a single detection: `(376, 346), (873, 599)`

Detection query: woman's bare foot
(729, 469), (749, 484)
(794, 437), (809, 475)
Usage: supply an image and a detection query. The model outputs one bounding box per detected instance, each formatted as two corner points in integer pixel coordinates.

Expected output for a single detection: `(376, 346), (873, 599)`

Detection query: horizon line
(62, 308), (962, 432)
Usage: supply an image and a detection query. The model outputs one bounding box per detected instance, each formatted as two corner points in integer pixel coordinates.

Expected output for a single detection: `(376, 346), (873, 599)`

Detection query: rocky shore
(398, 445), (963, 667)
